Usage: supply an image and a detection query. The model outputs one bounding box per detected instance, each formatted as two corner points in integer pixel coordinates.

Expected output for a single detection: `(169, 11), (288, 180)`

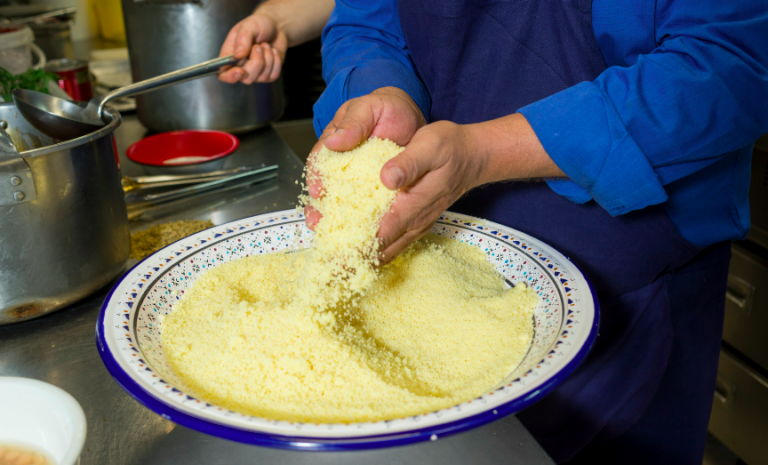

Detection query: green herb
(0, 67), (61, 102)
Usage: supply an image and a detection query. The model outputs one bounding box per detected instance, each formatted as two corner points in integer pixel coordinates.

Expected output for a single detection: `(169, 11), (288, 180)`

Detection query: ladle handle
(97, 55), (243, 117)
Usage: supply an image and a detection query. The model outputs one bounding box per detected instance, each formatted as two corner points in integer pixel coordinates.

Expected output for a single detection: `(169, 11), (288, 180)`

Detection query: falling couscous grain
(298, 137), (403, 314)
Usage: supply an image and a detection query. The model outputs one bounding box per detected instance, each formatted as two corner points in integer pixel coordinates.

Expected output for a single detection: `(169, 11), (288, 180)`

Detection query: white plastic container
(0, 23), (46, 74)
(0, 377), (86, 465)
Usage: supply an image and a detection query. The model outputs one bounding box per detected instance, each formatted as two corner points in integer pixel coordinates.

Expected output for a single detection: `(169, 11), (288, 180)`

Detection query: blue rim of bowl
(95, 212), (600, 451)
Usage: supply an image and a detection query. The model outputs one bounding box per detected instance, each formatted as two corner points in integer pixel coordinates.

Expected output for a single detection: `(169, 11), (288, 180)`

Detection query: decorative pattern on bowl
(97, 210), (599, 450)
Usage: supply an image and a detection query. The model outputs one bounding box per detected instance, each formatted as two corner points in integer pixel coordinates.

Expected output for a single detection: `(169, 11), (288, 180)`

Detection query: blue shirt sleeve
(312, 0), (431, 138)
(518, 0), (768, 216)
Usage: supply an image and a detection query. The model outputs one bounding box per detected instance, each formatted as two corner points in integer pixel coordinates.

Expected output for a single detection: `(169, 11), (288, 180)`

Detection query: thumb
(324, 99), (376, 152)
(253, 24), (276, 44)
(250, 14), (279, 43)
(380, 139), (439, 190)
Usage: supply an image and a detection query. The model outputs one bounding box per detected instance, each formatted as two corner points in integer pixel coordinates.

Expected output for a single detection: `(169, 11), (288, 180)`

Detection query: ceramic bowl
(97, 210), (598, 450)
(0, 377), (87, 465)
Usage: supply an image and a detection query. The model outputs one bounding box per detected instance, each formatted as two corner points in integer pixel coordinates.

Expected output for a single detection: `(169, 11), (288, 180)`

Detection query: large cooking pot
(120, 0), (284, 134)
(0, 103), (129, 325)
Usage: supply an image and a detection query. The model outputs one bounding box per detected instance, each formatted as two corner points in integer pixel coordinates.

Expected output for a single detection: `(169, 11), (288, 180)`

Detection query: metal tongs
(122, 166), (262, 193)
(125, 165), (278, 220)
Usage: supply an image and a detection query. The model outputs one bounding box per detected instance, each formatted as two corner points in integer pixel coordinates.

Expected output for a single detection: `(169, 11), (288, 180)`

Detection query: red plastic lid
(126, 130), (240, 167)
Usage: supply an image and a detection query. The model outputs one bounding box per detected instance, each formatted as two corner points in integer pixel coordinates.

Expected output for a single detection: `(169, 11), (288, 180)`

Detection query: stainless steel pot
(0, 103), (129, 325)
(120, 0), (284, 134)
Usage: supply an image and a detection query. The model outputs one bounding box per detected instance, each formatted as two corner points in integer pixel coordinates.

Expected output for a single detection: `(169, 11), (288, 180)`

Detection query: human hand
(375, 111), (563, 262)
(304, 87), (427, 228)
(375, 121), (488, 262)
(306, 102), (560, 264)
(218, 13), (288, 84)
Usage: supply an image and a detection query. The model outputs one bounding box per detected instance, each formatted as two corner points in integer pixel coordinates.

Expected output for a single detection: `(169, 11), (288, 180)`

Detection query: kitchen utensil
(13, 55), (243, 141)
(11, 6), (76, 24)
(97, 210), (599, 450)
(126, 130), (240, 175)
(121, 0), (283, 134)
(124, 165), (278, 220)
(0, 102), (129, 325)
(122, 166), (264, 193)
(0, 377), (86, 465)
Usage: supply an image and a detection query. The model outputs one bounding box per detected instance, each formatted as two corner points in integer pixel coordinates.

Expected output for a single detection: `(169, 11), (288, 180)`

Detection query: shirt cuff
(518, 82), (669, 216)
(313, 59), (431, 138)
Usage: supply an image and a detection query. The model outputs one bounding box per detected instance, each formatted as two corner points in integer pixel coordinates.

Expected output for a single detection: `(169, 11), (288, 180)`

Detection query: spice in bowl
(0, 443), (53, 465)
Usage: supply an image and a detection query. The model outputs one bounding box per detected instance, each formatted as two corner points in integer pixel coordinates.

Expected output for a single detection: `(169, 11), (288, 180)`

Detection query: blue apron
(398, 0), (731, 463)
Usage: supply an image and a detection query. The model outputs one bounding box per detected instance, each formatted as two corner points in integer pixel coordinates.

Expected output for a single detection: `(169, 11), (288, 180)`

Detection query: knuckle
(403, 155), (421, 181)
(320, 126), (336, 139)
(332, 102), (349, 120)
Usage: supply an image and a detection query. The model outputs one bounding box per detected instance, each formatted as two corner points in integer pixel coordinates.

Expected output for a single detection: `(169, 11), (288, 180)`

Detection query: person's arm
(312, 0), (431, 137)
(219, 0), (334, 84)
(259, 0), (334, 47)
(516, 0), (768, 215)
(313, 0), (768, 262)
(303, 0), (431, 230)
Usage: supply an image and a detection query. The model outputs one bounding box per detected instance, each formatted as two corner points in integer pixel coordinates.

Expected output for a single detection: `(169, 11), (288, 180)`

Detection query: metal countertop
(0, 115), (554, 465)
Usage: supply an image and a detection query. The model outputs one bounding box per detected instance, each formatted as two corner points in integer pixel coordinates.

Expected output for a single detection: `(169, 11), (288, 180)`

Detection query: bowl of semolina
(96, 209), (598, 450)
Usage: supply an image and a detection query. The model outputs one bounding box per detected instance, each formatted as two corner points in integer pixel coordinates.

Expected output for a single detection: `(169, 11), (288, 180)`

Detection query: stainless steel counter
(0, 115), (554, 465)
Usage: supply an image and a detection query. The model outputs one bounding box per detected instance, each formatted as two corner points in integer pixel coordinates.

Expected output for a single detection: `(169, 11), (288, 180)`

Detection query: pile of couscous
(161, 138), (537, 423)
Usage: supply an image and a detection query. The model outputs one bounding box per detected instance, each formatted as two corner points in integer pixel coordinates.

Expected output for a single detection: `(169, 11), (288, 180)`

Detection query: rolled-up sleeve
(313, 0), (431, 137)
(518, 0), (768, 216)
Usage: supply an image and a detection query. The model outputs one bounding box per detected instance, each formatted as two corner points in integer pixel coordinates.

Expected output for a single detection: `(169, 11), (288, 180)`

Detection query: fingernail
(233, 70), (242, 79)
(326, 129), (343, 144)
(236, 47), (245, 56)
(387, 167), (404, 188)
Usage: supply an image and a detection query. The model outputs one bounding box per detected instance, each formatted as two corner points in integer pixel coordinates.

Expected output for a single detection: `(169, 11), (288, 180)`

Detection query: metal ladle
(13, 55), (243, 141)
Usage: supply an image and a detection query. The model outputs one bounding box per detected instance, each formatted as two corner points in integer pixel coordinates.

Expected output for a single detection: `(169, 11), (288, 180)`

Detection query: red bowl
(127, 130), (240, 174)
